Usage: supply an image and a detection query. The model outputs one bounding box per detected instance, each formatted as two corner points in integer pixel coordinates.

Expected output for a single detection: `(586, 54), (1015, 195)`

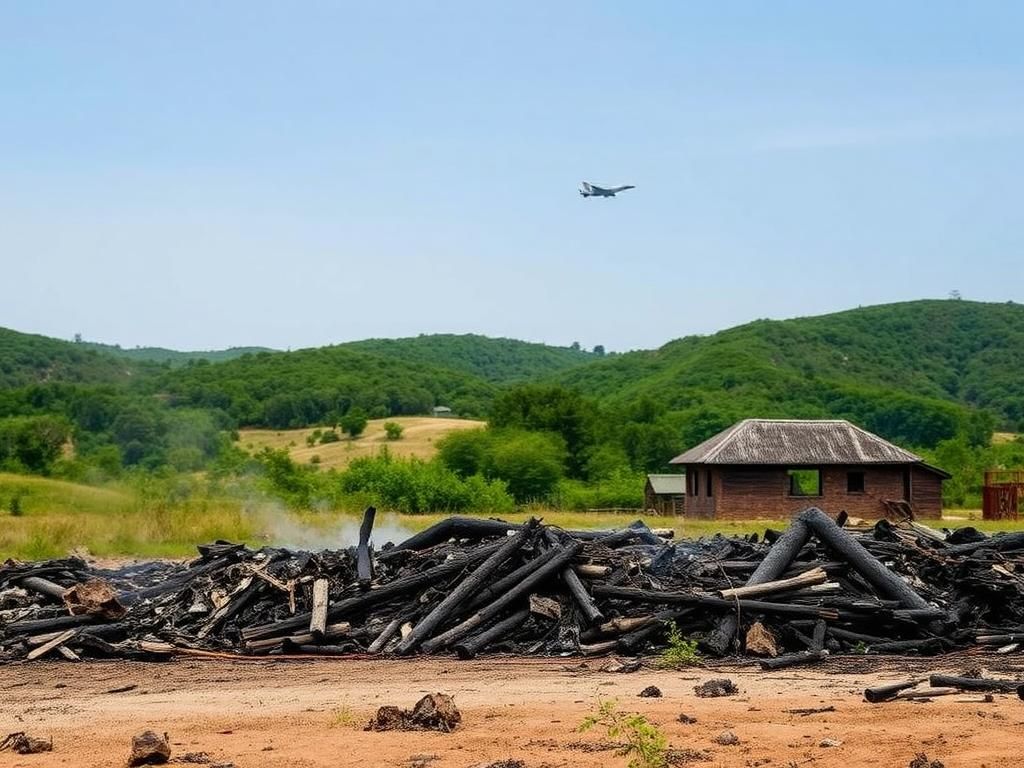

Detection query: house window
(690, 470), (700, 496)
(788, 469), (821, 497)
(706, 472), (713, 497)
(847, 471), (865, 494)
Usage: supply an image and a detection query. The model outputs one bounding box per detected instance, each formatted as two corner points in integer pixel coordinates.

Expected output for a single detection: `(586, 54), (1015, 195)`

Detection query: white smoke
(241, 497), (415, 551)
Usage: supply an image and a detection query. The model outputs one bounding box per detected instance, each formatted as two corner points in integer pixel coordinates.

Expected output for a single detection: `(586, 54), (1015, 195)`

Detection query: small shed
(431, 406), (454, 417)
(645, 474), (686, 516)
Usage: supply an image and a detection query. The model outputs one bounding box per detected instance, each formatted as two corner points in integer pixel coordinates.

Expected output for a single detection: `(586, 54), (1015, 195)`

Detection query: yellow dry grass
(238, 416), (485, 469)
(992, 432), (1021, 445)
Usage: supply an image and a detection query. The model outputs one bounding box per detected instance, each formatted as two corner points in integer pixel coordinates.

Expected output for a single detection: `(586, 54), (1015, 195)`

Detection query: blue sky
(2, 2), (1022, 351)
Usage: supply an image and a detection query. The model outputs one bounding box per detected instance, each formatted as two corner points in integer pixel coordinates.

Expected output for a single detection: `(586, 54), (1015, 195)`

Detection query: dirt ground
(1, 656), (1022, 768)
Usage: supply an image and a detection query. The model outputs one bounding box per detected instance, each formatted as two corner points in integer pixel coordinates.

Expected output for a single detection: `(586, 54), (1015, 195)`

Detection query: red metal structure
(983, 470), (1024, 520)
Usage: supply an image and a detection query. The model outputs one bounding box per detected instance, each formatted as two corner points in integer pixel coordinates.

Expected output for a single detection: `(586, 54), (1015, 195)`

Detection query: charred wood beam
(394, 523), (534, 655)
(705, 517), (812, 655)
(453, 608), (531, 659)
(592, 584), (839, 620)
(864, 679), (928, 703)
(798, 507), (931, 610)
(561, 567), (605, 626)
(928, 674), (1023, 692)
(357, 506), (376, 586)
(16, 576), (68, 601)
(465, 547), (559, 612)
(384, 517), (522, 555)
(5, 613), (98, 636)
(241, 538), (506, 642)
(419, 541), (584, 654)
(943, 532), (1024, 557)
(759, 650), (827, 670)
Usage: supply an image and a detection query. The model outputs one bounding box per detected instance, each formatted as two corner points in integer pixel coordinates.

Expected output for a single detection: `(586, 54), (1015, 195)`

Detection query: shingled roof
(669, 419), (924, 466)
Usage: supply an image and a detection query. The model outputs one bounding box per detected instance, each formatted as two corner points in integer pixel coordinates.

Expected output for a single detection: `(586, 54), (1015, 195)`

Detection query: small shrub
(383, 422), (404, 441)
(309, 455), (321, 465)
(9, 495), (24, 517)
(578, 698), (667, 768)
(658, 622), (701, 668)
(319, 430), (341, 444)
(340, 410), (368, 439)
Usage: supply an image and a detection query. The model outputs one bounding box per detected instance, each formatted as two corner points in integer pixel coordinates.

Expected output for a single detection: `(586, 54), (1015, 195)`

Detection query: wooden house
(668, 419), (948, 520)
(645, 474), (686, 515)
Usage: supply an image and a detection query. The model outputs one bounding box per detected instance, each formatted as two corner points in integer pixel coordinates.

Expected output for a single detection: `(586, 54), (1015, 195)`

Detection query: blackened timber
(798, 507), (931, 610)
(419, 541), (584, 653)
(357, 506), (376, 586)
(6, 613), (98, 636)
(241, 538), (506, 642)
(394, 523), (533, 655)
(864, 679), (927, 703)
(592, 585), (839, 619)
(16, 576), (68, 601)
(453, 609), (531, 659)
(759, 650), (827, 670)
(385, 517), (522, 555)
(561, 566), (604, 626)
(928, 674), (1023, 692)
(943, 532), (1024, 556)
(705, 517), (811, 655)
(466, 547), (560, 612)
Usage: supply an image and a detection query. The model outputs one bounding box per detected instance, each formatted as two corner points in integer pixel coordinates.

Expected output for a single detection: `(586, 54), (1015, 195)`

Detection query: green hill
(556, 299), (1024, 443)
(340, 334), (596, 383)
(79, 342), (275, 366)
(0, 327), (156, 388)
(158, 346), (497, 426)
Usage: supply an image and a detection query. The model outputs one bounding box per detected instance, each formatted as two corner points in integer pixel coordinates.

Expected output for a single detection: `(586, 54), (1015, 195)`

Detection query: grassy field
(1, 472), (1020, 561)
(238, 416), (484, 469)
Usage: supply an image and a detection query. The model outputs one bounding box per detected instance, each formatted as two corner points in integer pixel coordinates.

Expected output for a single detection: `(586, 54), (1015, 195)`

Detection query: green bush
(337, 454), (514, 514)
(9, 494), (24, 517)
(383, 422), (404, 441)
(340, 409), (368, 439)
(552, 470), (645, 510)
(319, 429), (341, 444)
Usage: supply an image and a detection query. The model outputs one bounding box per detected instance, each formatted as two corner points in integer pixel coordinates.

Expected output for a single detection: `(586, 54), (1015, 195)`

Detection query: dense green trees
(0, 415), (71, 473)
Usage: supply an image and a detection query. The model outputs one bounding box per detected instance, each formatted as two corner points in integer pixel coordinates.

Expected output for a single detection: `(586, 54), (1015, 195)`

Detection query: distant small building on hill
(668, 419), (948, 520)
(431, 405), (454, 417)
(645, 474), (686, 515)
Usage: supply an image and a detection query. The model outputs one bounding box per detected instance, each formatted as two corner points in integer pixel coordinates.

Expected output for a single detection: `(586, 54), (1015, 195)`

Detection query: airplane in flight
(579, 181), (636, 198)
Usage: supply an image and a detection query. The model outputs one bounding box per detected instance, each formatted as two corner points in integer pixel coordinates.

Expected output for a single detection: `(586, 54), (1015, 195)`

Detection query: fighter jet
(579, 181), (636, 198)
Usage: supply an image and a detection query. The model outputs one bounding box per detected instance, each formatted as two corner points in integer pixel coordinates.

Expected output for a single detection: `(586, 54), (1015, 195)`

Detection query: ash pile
(3, 507), (1024, 664)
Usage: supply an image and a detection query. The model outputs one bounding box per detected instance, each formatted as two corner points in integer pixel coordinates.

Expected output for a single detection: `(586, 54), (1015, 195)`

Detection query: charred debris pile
(3, 507), (1024, 664)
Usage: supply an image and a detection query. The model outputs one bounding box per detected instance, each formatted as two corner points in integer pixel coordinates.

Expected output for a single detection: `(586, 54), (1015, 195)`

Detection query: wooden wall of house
(683, 466), (718, 518)
(911, 467), (944, 519)
(693, 464), (942, 520)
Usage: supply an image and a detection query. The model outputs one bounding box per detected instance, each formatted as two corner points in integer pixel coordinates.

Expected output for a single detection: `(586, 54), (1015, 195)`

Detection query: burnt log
(561, 566), (605, 626)
(705, 517), (811, 654)
(928, 674), (1022, 692)
(758, 650), (827, 670)
(452, 608), (531, 659)
(394, 523), (533, 655)
(864, 679), (927, 703)
(419, 541), (584, 653)
(357, 506), (376, 586)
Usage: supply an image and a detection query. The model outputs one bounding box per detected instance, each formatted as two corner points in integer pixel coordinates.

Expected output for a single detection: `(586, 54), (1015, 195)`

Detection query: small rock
(677, 713), (697, 724)
(0, 732), (52, 755)
(908, 754), (945, 768)
(714, 730), (740, 746)
(745, 621), (779, 657)
(129, 731), (171, 766)
(694, 678), (739, 698)
(819, 738), (843, 748)
(367, 693), (461, 732)
(638, 686), (662, 698)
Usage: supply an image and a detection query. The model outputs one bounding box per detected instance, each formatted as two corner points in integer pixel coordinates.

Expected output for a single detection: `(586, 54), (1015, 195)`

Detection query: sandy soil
(2, 656), (1023, 768)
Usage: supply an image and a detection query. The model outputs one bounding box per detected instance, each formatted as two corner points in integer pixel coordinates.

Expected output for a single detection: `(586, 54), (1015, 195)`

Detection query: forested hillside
(1, 300), (1021, 511)
(80, 342), (274, 366)
(340, 334), (596, 383)
(556, 300), (1024, 441)
(158, 346), (497, 426)
(0, 327), (155, 388)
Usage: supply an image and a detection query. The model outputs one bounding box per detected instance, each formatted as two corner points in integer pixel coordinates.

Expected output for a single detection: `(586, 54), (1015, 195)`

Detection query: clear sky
(2, 2), (1022, 352)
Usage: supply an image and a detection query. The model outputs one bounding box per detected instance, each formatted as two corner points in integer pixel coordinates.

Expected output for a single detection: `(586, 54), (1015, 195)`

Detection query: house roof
(669, 419), (925, 466)
(646, 474), (686, 495)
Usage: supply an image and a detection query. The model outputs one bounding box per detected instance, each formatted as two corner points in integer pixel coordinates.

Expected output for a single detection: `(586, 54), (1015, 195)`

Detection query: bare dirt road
(1, 656), (1022, 768)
